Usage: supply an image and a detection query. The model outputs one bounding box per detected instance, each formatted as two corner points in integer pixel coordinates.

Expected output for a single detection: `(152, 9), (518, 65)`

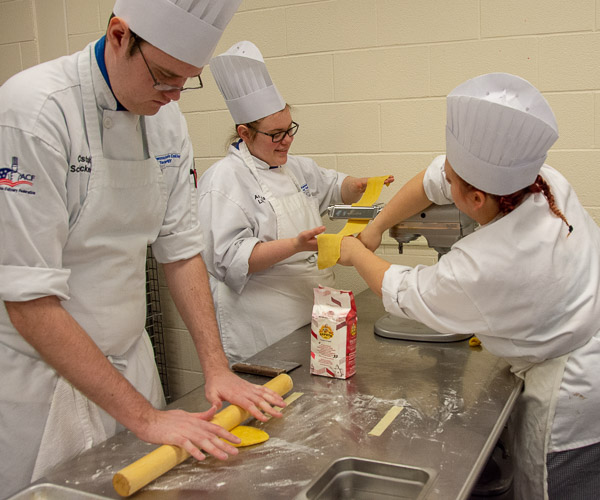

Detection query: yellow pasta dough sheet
(317, 175), (389, 269)
(223, 425), (270, 447)
(221, 392), (305, 448)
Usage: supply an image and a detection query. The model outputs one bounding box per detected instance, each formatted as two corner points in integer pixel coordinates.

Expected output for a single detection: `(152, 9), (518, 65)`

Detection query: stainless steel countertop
(37, 290), (522, 499)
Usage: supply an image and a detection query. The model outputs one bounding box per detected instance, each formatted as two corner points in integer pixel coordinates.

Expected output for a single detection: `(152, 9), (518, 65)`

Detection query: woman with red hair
(340, 73), (600, 500)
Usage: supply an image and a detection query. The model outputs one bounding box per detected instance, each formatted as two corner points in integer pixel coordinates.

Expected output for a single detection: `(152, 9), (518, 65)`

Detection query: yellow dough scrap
(223, 426), (270, 447)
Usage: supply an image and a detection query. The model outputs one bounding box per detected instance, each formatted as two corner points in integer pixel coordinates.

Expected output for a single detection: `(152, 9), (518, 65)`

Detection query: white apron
(214, 142), (335, 362)
(509, 353), (570, 500)
(28, 46), (166, 481)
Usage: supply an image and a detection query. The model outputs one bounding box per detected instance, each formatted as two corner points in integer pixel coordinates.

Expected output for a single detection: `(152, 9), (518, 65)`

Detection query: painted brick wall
(2, 0), (600, 399)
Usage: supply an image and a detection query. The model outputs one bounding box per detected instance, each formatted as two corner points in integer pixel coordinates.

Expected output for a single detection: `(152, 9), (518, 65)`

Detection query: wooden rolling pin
(112, 373), (293, 497)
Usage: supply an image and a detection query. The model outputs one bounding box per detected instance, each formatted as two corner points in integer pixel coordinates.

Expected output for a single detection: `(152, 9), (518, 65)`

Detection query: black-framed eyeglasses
(137, 44), (203, 92)
(248, 121), (299, 143)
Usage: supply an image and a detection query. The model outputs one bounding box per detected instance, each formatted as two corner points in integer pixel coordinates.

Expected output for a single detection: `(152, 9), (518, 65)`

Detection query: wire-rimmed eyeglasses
(248, 121), (299, 143)
(137, 44), (203, 92)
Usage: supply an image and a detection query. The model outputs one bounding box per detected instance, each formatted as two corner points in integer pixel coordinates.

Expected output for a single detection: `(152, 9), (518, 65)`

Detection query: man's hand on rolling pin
(341, 175), (394, 204)
(204, 369), (286, 422)
(136, 406), (241, 461)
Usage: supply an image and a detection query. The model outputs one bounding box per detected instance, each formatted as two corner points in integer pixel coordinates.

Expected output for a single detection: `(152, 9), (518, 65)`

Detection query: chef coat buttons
(103, 117), (113, 129)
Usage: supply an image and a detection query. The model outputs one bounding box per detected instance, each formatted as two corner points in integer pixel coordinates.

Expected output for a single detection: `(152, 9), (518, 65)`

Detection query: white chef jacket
(0, 39), (203, 493)
(382, 155), (600, 453)
(198, 143), (345, 294)
(197, 143), (345, 361)
(0, 41), (202, 348)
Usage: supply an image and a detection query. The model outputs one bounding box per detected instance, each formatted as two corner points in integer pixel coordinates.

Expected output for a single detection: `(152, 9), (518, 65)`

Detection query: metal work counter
(35, 290), (522, 499)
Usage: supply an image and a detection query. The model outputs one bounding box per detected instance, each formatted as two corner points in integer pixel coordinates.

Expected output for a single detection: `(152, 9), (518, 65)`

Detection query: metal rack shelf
(145, 246), (171, 403)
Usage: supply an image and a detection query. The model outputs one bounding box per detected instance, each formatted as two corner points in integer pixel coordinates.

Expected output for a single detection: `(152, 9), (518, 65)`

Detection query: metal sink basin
(297, 457), (436, 500)
(5, 483), (109, 500)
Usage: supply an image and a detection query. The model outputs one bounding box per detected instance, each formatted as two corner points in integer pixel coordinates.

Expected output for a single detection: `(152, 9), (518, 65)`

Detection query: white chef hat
(113, 0), (241, 67)
(446, 73), (559, 196)
(210, 41), (286, 124)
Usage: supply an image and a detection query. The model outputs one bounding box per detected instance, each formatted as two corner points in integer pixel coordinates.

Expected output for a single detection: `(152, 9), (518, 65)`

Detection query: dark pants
(547, 441), (600, 500)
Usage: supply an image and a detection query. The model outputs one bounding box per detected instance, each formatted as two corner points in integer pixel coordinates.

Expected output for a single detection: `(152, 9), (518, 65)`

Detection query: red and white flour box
(310, 286), (357, 379)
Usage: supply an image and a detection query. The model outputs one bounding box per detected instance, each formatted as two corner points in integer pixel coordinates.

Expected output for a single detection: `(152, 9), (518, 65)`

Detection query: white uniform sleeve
(151, 117), (204, 263)
(0, 127), (71, 301)
(292, 156), (346, 214)
(423, 155), (454, 205)
(197, 187), (259, 294)
(381, 250), (488, 335)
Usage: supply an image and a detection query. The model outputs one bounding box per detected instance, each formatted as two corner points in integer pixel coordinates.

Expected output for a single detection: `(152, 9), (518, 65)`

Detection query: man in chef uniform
(0, 0), (286, 495)
(338, 73), (600, 498)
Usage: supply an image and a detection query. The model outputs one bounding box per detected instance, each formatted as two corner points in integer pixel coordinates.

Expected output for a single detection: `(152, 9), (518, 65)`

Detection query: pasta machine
(327, 203), (476, 342)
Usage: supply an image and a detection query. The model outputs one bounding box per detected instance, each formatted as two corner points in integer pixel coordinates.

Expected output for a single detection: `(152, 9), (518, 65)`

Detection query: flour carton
(310, 286), (357, 379)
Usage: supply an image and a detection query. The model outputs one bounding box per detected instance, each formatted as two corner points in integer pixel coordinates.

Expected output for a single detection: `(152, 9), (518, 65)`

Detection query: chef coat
(382, 155), (600, 497)
(197, 142), (345, 361)
(0, 39), (203, 494)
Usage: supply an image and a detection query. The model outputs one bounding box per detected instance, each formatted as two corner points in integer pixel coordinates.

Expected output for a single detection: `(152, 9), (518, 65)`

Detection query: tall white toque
(113, 0), (242, 67)
(446, 73), (559, 196)
(210, 41), (286, 125)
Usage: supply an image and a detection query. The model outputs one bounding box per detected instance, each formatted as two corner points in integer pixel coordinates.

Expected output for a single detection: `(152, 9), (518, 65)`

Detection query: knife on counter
(231, 354), (301, 378)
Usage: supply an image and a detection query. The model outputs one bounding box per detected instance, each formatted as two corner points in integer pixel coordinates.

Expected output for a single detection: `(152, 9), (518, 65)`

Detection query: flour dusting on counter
(145, 437), (316, 492)
(144, 385), (466, 494)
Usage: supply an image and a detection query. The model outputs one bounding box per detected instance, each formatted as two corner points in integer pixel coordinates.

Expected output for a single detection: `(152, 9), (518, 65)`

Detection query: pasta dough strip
(368, 405), (404, 437)
(317, 175), (389, 269)
(278, 391), (303, 410)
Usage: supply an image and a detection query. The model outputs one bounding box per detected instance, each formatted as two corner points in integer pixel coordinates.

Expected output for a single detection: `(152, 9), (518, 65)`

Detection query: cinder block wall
(2, 0), (599, 399)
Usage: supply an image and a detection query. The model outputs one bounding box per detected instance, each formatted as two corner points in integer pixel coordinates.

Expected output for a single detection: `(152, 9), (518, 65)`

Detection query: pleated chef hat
(446, 73), (559, 195)
(210, 41), (286, 124)
(113, 0), (241, 67)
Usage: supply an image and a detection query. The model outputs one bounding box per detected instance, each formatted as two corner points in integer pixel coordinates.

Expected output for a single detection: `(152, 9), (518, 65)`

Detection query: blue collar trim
(94, 36), (126, 111)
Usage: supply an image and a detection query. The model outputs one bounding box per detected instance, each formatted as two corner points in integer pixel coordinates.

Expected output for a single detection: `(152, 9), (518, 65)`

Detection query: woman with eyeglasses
(197, 41), (392, 363)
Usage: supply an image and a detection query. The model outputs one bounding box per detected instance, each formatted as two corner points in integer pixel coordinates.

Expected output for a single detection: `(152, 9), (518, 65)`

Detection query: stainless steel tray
(5, 483), (109, 500)
(296, 457), (436, 499)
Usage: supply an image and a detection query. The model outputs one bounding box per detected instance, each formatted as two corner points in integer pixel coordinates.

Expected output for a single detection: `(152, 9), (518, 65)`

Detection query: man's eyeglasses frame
(137, 42), (203, 92)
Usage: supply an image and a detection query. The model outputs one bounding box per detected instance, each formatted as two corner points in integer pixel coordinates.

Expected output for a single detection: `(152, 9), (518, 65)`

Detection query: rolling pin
(112, 373), (293, 497)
